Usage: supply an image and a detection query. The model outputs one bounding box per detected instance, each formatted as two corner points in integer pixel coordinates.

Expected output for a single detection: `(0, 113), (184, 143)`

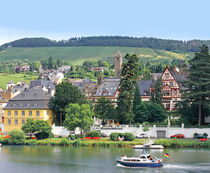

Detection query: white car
(136, 133), (150, 138)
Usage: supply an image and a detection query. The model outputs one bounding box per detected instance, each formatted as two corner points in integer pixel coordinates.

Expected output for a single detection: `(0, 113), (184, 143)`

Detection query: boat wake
(163, 163), (210, 172)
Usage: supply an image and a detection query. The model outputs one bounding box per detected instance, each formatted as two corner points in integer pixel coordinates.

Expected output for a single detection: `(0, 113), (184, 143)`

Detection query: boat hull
(117, 160), (163, 168)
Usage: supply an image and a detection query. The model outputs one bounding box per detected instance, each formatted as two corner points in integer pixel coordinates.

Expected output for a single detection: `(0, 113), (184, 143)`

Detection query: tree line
(2, 36), (210, 52)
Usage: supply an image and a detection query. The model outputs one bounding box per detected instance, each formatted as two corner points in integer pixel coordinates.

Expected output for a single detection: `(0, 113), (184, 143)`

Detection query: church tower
(114, 50), (122, 78)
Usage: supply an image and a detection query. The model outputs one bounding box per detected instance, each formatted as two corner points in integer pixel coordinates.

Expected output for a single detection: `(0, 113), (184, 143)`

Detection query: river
(0, 146), (210, 173)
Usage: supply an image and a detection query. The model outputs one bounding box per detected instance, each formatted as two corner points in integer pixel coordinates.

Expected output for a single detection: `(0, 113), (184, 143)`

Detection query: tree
(56, 58), (62, 67)
(116, 54), (139, 125)
(49, 81), (87, 125)
(48, 56), (54, 69)
(142, 67), (152, 80)
(22, 119), (52, 139)
(147, 102), (167, 123)
(134, 102), (167, 123)
(134, 102), (150, 123)
(21, 119), (37, 138)
(94, 97), (116, 124)
(151, 78), (162, 104)
(182, 45), (210, 126)
(64, 103), (94, 133)
(133, 83), (141, 113)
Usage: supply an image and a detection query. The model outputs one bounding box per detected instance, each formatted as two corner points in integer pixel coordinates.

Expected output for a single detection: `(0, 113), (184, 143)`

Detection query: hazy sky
(0, 0), (210, 45)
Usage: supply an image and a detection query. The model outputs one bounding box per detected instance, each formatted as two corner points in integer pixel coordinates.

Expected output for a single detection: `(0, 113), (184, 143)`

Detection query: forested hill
(1, 36), (210, 52)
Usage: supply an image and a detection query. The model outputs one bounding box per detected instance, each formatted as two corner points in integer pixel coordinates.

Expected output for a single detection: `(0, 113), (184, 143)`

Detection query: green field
(0, 46), (194, 65)
(0, 73), (38, 89)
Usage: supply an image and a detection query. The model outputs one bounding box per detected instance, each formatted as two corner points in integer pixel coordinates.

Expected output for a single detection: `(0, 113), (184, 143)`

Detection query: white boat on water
(133, 144), (164, 149)
(116, 153), (163, 168)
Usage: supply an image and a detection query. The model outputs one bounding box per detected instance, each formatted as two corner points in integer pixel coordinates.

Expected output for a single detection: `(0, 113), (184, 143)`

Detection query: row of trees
(41, 56), (64, 70)
(3, 36), (210, 52)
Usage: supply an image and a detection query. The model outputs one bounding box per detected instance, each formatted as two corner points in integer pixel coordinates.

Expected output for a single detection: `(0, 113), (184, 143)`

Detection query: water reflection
(0, 146), (209, 173)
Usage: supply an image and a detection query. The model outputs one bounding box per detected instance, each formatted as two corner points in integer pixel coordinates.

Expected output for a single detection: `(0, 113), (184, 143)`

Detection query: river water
(0, 146), (210, 173)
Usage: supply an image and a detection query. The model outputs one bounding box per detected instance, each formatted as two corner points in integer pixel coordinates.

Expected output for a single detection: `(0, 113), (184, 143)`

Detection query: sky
(0, 0), (210, 45)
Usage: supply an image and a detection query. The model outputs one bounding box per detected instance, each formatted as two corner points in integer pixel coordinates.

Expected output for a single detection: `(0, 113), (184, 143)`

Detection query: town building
(161, 66), (187, 111)
(89, 78), (120, 104)
(0, 96), (8, 124)
(29, 80), (55, 96)
(138, 80), (156, 101)
(3, 88), (54, 132)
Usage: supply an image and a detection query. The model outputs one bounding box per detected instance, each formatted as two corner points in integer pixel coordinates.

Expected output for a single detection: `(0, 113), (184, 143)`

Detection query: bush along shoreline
(1, 138), (210, 148)
(1, 130), (210, 148)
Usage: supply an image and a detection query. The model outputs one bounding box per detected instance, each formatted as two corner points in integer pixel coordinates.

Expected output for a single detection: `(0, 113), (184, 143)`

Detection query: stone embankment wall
(98, 125), (210, 138)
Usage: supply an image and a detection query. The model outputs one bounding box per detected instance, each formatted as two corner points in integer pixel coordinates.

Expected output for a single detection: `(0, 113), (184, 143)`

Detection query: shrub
(35, 131), (50, 140)
(68, 134), (75, 140)
(123, 133), (135, 141)
(110, 133), (119, 141)
(143, 126), (149, 132)
(60, 138), (69, 146)
(203, 133), (208, 138)
(135, 123), (140, 127)
(194, 133), (198, 138)
(8, 130), (25, 145)
(86, 131), (100, 138)
(73, 139), (81, 147)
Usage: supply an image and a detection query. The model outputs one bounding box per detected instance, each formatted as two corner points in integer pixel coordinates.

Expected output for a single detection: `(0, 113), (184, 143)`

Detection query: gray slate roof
(29, 80), (55, 90)
(138, 80), (156, 96)
(4, 88), (52, 110)
(94, 78), (120, 97)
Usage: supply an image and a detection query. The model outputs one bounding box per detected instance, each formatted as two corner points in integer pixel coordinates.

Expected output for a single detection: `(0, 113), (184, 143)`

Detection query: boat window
(140, 156), (146, 159)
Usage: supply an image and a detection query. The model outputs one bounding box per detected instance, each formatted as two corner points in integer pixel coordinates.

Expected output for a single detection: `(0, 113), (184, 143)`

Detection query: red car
(170, 134), (184, 139)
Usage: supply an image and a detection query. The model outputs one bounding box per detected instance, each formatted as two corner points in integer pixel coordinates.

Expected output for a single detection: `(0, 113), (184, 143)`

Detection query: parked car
(135, 133), (150, 138)
(194, 134), (207, 139)
(100, 132), (108, 138)
(170, 134), (184, 139)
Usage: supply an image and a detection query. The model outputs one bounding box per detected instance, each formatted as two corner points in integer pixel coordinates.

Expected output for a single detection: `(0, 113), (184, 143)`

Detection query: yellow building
(4, 88), (54, 132)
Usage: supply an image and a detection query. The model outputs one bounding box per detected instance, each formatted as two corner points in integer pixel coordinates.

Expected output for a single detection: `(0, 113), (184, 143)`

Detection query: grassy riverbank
(21, 138), (210, 148)
(1, 137), (210, 148)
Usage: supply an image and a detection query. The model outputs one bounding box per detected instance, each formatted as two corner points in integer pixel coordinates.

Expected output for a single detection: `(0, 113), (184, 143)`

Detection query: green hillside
(0, 46), (194, 65)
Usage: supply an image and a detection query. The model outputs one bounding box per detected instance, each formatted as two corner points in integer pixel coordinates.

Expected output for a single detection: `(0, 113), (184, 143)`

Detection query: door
(157, 130), (166, 138)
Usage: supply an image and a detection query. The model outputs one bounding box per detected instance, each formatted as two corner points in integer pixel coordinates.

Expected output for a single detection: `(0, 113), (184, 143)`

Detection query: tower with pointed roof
(114, 50), (122, 78)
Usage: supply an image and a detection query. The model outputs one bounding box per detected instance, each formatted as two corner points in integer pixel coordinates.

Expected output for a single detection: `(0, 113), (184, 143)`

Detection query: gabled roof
(4, 88), (52, 110)
(94, 78), (120, 97)
(29, 80), (55, 90)
(138, 80), (156, 96)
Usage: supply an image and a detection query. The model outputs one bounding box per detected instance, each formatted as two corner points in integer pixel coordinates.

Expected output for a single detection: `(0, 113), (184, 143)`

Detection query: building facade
(161, 66), (186, 111)
(3, 88), (53, 132)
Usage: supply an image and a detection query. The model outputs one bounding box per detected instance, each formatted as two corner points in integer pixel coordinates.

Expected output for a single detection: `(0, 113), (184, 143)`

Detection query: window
(47, 111), (49, 116)
(29, 111), (32, 116)
(163, 91), (170, 96)
(8, 111), (11, 116)
(170, 82), (173, 87)
(174, 90), (177, 96)
(165, 73), (169, 79)
(36, 111), (40, 116)
(22, 120), (25, 125)
(15, 119), (18, 125)
(22, 111), (25, 116)
(8, 119), (11, 125)
(15, 111), (18, 116)
(162, 82), (165, 86)
(166, 104), (170, 109)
